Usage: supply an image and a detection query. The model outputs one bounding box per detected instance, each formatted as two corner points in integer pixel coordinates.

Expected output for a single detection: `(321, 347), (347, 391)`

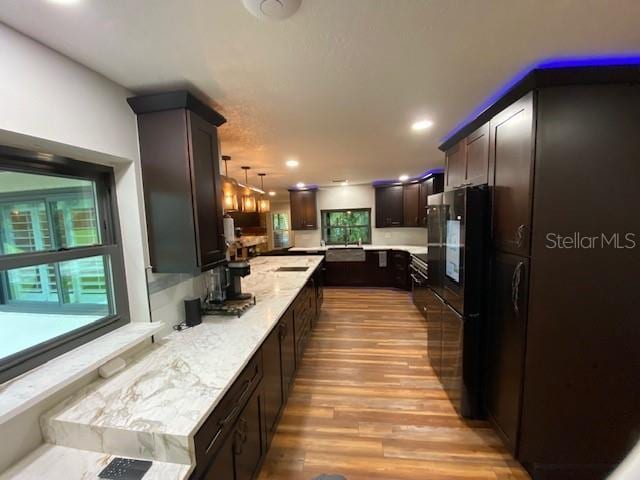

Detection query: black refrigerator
(425, 185), (488, 418)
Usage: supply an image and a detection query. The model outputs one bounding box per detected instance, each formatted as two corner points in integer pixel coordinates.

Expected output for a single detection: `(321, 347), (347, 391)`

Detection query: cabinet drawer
(193, 354), (263, 477)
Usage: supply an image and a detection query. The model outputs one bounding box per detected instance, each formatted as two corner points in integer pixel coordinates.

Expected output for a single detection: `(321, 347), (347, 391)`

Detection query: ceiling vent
(242, 0), (302, 21)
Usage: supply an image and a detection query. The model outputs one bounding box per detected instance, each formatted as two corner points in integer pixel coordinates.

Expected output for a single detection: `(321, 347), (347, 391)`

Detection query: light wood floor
(258, 288), (530, 480)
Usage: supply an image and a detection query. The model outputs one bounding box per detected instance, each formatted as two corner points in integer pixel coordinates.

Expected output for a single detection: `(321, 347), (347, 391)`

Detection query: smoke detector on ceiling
(242, 0), (302, 21)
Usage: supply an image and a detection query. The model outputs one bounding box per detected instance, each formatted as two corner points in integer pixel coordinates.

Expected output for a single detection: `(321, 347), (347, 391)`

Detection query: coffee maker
(226, 261), (252, 300)
(203, 261), (255, 317)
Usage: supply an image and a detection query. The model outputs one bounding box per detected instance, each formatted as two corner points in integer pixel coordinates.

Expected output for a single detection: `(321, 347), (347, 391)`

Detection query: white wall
(291, 184), (427, 247)
(0, 23), (154, 472)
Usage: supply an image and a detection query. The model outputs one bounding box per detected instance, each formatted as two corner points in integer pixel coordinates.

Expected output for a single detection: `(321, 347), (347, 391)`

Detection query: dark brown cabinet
(376, 176), (443, 228)
(439, 67), (640, 479)
(391, 250), (410, 290)
(324, 250), (392, 287)
(129, 91), (227, 273)
(375, 185), (403, 227)
(444, 140), (466, 190)
(402, 183), (421, 227)
(489, 93), (534, 257)
(279, 307), (296, 400)
(486, 253), (529, 455)
(202, 434), (234, 480)
(465, 124), (490, 186)
(232, 386), (264, 480)
(262, 327), (282, 447)
(445, 124), (489, 191)
(289, 189), (317, 230)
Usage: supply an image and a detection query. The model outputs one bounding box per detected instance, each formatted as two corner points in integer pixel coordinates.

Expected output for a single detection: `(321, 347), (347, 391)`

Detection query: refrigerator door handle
(512, 261), (524, 316)
(516, 224), (527, 248)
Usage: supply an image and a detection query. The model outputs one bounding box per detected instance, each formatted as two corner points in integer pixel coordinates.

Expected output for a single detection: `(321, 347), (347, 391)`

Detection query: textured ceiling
(1, 0), (640, 194)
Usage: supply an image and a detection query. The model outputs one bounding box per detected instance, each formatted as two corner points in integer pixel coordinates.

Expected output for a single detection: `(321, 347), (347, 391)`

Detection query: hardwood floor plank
(258, 288), (530, 480)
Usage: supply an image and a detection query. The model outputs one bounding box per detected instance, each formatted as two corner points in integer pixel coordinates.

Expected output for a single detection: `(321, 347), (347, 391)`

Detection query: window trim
(321, 208), (372, 245)
(0, 145), (130, 383)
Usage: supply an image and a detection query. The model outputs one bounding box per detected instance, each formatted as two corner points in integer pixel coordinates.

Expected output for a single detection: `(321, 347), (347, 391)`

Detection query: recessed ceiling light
(286, 159), (299, 168)
(47, 0), (82, 4)
(411, 119), (434, 131)
(268, 191), (276, 196)
(399, 174), (410, 182)
(296, 182), (306, 189)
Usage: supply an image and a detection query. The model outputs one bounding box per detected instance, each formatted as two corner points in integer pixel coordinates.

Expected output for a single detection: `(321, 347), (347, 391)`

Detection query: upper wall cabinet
(445, 123), (490, 190)
(290, 189), (317, 230)
(376, 174), (443, 228)
(128, 91), (227, 273)
(402, 182), (421, 227)
(375, 185), (404, 228)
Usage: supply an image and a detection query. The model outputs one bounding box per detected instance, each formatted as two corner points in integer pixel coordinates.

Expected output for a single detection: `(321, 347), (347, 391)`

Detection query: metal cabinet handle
(511, 261), (524, 316)
(516, 224), (527, 248)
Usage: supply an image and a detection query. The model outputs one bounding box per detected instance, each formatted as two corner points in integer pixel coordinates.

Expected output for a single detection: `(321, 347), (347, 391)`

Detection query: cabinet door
(391, 250), (409, 290)
(280, 307), (296, 398)
(489, 93), (534, 256)
(289, 191), (304, 230)
(403, 183), (420, 227)
(465, 124), (489, 186)
(486, 252), (529, 454)
(302, 190), (317, 229)
(187, 111), (225, 268)
(376, 185), (404, 227)
(262, 328), (282, 447)
(233, 386), (264, 480)
(445, 140), (466, 190)
(201, 434), (235, 480)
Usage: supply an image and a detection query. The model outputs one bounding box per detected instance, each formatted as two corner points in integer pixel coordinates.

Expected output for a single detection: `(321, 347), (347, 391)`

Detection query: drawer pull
(204, 365), (258, 454)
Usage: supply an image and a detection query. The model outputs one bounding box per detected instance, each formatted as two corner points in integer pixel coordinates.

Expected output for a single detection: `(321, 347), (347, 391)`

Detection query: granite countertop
(32, 255), (322, 477)
(288, 244), (428, 255)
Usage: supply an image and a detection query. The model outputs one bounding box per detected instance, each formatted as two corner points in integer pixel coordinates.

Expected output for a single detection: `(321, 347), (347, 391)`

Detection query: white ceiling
(1, 0), (640, 194)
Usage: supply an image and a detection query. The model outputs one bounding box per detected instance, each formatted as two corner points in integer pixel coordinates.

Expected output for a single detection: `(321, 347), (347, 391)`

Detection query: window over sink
(0, 146), (129, 383)
(321, 208), (371, 245)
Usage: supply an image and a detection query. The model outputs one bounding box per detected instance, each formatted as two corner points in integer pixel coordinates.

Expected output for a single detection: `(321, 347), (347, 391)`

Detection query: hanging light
(222, 155), (239, 212)
(257, 173), (271, 213)
(240, 166), (257, 213)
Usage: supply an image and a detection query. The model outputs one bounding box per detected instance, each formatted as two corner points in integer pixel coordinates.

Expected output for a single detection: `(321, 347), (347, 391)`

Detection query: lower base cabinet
(193, 265), (322, 480)
(262, 327), (283, 447)
(201, 385), (264, 480)
(323, 250), (410, 289)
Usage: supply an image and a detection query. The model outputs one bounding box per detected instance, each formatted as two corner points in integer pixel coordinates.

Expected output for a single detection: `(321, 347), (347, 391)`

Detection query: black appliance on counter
(411, 185), (489, 418)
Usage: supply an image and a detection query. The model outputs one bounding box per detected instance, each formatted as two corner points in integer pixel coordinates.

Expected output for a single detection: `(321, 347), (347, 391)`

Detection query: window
(0, 146), (129, 383)
(272, 212), (290, 249)
(321, 208), (371, 245)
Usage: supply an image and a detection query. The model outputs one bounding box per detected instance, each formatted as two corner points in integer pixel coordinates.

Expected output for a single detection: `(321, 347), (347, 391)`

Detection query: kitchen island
(2, 255), (323, 480)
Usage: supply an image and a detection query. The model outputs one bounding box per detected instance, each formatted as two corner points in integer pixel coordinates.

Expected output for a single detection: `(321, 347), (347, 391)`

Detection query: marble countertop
(288, 244), (428, 255)
(40, 255), (323, 468)
(0, 445), (190, 480)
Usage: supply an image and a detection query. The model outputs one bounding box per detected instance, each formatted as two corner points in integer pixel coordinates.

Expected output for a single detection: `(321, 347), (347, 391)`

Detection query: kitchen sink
(325, 247), (366, 262)
(276, 266), (310, 272)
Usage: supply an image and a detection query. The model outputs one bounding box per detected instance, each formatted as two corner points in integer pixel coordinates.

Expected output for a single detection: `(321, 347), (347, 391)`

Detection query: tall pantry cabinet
(439, 66), (640, 480)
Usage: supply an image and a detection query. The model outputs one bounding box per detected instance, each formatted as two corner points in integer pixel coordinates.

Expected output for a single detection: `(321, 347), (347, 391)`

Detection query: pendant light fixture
(257, 173), (271, 213)
(240, 166), (257, 213)
(221, 155), (238, 212)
